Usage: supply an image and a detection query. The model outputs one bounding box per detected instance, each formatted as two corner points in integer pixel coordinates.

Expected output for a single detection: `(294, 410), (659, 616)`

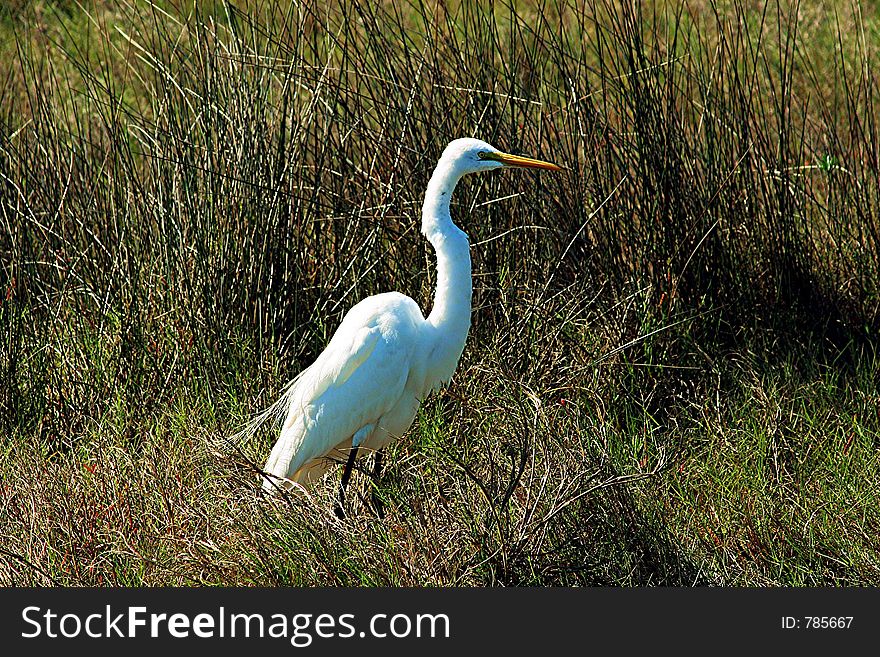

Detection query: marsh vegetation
(1, 0), (878, 585)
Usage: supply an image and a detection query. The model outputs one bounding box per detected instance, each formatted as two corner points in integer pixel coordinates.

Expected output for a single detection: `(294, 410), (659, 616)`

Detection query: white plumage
(252, 138), (560, 492)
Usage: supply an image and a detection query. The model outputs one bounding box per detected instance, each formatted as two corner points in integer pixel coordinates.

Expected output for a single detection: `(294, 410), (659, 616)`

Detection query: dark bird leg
(334, 445), (360, 519)
(370, 449), (385, 519)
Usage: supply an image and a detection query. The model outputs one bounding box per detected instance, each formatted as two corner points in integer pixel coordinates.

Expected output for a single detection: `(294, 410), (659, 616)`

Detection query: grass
(1, 0), (878, 586)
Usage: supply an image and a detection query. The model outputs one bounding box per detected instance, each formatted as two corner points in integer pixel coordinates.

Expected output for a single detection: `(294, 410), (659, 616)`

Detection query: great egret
(256, 138), (560, 511)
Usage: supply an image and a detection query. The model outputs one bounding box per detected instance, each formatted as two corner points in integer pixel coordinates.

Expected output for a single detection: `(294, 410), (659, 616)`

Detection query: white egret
(255, 138), (560, 512)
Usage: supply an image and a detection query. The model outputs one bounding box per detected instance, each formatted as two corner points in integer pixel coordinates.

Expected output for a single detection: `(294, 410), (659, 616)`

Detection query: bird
(251, 138), (560, 513)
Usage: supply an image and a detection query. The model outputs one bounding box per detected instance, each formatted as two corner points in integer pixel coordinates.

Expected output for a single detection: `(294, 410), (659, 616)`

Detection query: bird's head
(440, 137), (562, 177)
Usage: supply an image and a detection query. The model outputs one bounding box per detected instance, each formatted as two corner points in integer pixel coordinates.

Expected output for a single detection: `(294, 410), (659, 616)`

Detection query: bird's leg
(334, 424), (373, 519)
(370, 449), (385, 519)
(334, 445), (360, 519)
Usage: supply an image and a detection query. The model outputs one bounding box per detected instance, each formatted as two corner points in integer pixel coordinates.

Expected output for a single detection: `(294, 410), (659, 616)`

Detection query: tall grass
(1, 0), (878, 586)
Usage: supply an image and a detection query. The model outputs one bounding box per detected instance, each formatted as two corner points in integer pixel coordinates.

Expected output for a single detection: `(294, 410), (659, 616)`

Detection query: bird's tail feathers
(224, 365), (313, 450)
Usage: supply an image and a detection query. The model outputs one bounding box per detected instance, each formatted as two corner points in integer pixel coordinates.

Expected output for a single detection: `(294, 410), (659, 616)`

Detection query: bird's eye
(477, 151), (488, 159)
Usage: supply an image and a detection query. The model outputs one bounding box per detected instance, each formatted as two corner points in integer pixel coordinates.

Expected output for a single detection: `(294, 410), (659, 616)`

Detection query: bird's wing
(305, 324), (382, 402)
(263, 293), (424, 483)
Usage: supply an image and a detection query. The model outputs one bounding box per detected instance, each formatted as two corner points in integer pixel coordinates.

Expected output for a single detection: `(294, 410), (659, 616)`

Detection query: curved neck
(422, 159), (473, 366)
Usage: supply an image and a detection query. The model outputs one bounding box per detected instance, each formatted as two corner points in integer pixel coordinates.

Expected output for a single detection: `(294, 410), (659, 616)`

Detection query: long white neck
(421, 158), (472, 386)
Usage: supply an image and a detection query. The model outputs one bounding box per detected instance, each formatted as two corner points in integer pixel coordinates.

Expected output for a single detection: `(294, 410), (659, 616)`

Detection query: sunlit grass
(1, 0), (878, 586)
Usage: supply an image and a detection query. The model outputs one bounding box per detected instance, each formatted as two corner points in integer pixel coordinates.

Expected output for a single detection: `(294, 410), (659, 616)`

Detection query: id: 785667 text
(781, 616), (853, 629)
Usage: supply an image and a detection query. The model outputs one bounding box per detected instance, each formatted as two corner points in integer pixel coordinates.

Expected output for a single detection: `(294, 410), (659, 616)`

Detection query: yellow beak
(490, 151), (562, 171)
